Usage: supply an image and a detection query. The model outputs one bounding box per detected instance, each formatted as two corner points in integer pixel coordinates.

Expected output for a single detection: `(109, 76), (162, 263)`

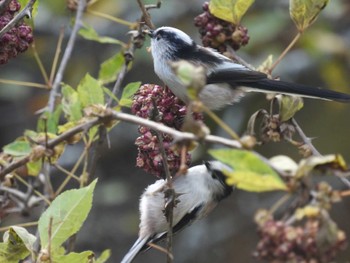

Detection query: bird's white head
(147, 26), (195, 61)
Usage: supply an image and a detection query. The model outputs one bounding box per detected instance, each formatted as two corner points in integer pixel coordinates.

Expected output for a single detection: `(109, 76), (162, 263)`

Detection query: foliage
(0, 0), (349, 262)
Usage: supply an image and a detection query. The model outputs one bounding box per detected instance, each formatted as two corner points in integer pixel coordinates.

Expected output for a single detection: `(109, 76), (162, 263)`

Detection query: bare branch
(136, 0), (161, 29)
(46, 0), (87, 113)
(0, 110), (242, 179)
(291, 118), (321, 156)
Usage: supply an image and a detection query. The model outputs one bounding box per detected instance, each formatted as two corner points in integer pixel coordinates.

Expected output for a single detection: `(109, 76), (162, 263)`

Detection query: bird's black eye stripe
(211, 169), (233, 201)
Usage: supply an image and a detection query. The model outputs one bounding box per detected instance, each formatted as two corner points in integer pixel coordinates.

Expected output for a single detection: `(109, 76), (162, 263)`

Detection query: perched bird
(121, 161), (233, 263)
(146, 26), (350, 110)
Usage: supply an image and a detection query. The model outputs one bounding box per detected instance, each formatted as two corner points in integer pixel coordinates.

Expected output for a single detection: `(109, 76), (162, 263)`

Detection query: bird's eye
(155, 34), (161, 41)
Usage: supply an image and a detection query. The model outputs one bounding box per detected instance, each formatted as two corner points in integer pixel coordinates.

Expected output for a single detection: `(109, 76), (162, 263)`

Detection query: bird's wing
(207, 65), (267, 84)
(144, 204), (204, 248)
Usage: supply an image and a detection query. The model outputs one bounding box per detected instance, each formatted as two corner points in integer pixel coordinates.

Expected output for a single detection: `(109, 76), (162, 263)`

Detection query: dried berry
(254, 218), (347, 262)
(194, 1), (249, 53)
(132, 84), (203, 178)
(0, 0), (33, 65)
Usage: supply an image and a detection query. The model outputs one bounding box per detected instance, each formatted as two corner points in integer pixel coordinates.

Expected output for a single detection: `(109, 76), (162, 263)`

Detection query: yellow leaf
(209, 0), (254, 24)
(225, 170), (287, 192)
(210, 149), (288, 192)
(276, 94), (304, 121)
(290, 0), (329, 32)
(296, 154), (347, 178)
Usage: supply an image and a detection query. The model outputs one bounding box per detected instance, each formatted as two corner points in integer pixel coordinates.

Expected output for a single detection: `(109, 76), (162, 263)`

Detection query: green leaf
(79, 24), (125, 45)
(62, 84), (83, 122)
(38, 179), (98, 251)
(3, 141), (31, 156)
(98, 52), (125, 84)
(209, 0), (255, 24)
(95, 249), (111, 263)
(277, 95), (304, 121)
(296, 154), (347, 178)
(53, 251), (95, 263)
(209, 149), (287, 192)
(290, 0), (329, 32)
(26, 160), (42, 176)
(119, 81), (141, 107)
(37, 105), (63, 133)
(0, 226), (36, 263)
(77, 74), (105, 107)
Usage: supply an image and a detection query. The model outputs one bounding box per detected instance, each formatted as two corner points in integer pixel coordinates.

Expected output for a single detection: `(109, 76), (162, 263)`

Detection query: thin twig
(31, 43), (50, 85)
(268, 32), (302, 74)
(47, 0), (87, 113)
(0, 0), (36, 38)
(86, 9), (136, 27)
(0, 78), (48, 88)
(150, 101), (174, 262)
(0, 221), (38, 232)
(136, 0), (154, 29)
(202, 104), (241, 141)
(13, 173), (51, 204)
(107, 51), (133, 106)
(49, 28), (65, 86)
(225, 45), (254, 70)
(291, 118), (321, 156)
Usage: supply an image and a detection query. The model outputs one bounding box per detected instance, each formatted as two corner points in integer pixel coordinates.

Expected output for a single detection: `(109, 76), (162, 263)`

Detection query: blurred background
(1, 0), (350, 262)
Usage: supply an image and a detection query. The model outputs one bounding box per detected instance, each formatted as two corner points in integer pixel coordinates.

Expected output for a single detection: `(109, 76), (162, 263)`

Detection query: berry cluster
(0, 0), (33, 64)
(254, 218), (347, 262)
(132, 84), (203, 178)
(194, 2), (249, 53)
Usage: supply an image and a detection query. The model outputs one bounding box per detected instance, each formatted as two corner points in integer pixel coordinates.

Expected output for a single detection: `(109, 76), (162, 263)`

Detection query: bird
(145, 26), (350, 110)
(120, 161), (233, 263)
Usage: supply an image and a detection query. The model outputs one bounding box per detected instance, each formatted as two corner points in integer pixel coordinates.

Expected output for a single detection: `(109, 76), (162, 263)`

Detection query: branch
(0, 0), (36, 38)
(107, 49), (134, 106)
(268, 32), (302, 74)
(110, 111), (242, 148)
(291, 118), (321, 156)
(0, 110), (242, 179)
(136, 0), (161, 29)
(46, 0), (87, 113)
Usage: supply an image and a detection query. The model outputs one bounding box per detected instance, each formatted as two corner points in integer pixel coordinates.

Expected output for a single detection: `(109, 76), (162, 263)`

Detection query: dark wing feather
(140, 205), (204, 252)
(207, 66), (267, 83)
(208, 67), (350, 103)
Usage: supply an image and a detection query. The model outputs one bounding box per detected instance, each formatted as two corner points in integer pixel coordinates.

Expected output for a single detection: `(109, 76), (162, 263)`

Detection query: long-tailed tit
(121, 161), (233, 263)
(146, 26), (350, 110)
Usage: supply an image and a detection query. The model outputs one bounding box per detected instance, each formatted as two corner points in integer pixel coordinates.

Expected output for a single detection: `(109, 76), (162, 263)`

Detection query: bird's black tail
(239, 78), (350, 103)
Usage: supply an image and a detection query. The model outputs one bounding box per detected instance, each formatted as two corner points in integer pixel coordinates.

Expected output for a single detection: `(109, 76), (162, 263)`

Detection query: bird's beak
(143, 29), (154, 38)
